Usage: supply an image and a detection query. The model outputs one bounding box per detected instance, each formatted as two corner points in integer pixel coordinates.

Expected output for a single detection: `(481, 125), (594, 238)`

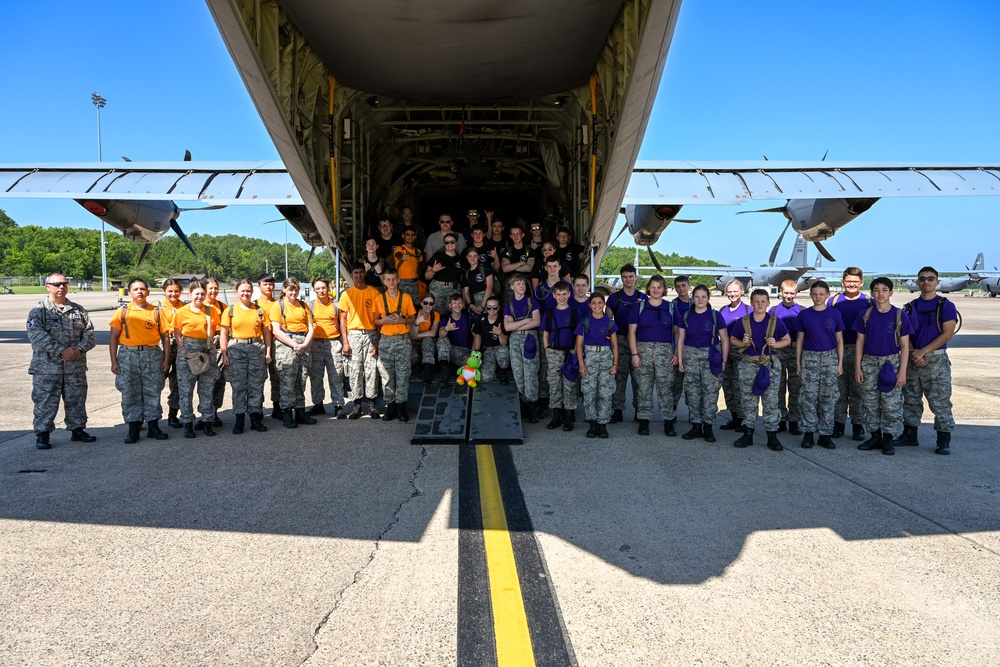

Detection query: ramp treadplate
(468, 381), (523, 445)
(410, 381), (470, 444)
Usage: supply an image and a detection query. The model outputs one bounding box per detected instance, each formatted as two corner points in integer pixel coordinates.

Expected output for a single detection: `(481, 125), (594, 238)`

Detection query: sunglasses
(917, 276), (937, 282)
(485, 305), (499, 310)
(422, 301), (435, 305)
(468, 213), (479, 217)
(47, 281), (69, 287)
(444, 240), (457, 245)
(531, 227), (541, 231)
(439, 219), (452, 224)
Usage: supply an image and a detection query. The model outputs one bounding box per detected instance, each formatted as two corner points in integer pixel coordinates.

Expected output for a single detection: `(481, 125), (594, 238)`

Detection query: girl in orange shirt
(205, 277), (228, 424)
(268, 277), (316, 428)
(173, 281), (222, 438)
(221, 279), (272, 434)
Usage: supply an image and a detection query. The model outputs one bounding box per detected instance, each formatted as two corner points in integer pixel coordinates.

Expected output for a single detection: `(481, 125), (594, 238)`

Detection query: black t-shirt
(499, 244), (531, 269)
(375, 233), (402, 260)
(429, 251), (464, 283)
(359, 255), (384, 290)
(556, 243), (584, 276)
(531, 256), (571, 282)
(473, 315), (507, 348)
(462, 264), (494, 296)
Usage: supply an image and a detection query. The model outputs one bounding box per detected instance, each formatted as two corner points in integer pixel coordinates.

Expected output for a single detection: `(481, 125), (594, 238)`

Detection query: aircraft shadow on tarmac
(0, 330), (113, 346)
(2, 413), (998, 586)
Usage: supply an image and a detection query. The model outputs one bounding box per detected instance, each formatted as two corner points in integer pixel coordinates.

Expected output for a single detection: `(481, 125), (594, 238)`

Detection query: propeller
(813, 240), (836, 263)
(170, 219), (199, 259)
(608, 221), (630, 247)
(307, 246), (321, 265)
(647, 248), (664, 273)
(768, 220), (793, 266)
(137, 243), (153, 267)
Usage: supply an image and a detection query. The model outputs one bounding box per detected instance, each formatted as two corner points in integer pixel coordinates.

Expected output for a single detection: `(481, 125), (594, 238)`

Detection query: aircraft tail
(783, 234), (809, 268)
(972, 252), (985, 272)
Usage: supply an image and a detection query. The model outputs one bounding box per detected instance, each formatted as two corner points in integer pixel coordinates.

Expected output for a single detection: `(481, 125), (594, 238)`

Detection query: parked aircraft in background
(902, 253), (996, 293)
(981, 277), (1000, 297)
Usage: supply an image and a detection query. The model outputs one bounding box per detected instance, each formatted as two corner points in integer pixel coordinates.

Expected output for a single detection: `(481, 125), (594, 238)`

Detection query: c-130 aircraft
(2, 0), (999, 275)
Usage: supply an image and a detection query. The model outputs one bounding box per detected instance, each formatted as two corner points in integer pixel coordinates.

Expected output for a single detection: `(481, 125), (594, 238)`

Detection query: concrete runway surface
(1, 290), (998, 666)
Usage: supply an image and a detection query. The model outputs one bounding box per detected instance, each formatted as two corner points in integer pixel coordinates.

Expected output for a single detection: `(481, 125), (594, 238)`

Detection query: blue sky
(2, 0), (998, 273)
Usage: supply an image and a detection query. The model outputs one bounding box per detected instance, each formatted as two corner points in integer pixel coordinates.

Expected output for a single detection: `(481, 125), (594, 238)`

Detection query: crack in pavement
(300, 444), (429, 666)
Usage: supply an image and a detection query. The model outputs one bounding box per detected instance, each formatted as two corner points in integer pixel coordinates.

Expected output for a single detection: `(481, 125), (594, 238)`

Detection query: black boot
(682, 423), (704, 440)
(720, 415), (740, 430)
(271, 406), (283, 420)
(232, 414), (245, 435)
(801, 432), (815, 449)
(818, 434), (835, 449)
(296, 408), (318, 425)
(202, 423), (216, 437)
(610, 409), (623, 424)
(935, 431), (951, 455)
(183, 423), (196, 439)
(562, 410), (575, 432)
(423, 364), (435, 384)
(597, 422), (609, 439)
(147, 420), (169, 440)
(777, 420), (788, 433)
(637, 419), (650, 435)
(832, 421), (846, 438)
(306, 403), (326, 416)
(366, 400), (381, 419)
(537, 398), (551, 420)
(734, 429), (755, 448)
(381, 402), (399, 422)
(283, 410), (298, 429)
(766, 431), (783, 451)
(397, 402), (410, 423)
(881, 431), (895, 455)
(893, 425), (919, 446)
(788, 421), (802, 435)
(168, 409), (182, 428)
(71, 427), (97, 443)
(124, 421), (142, 444)
(547, 408), (564, 430)
(703, 424), (716, 443)
(212, 416), (223, 427)
(333, 405), (347, 419)
(664, 419), (677, 437)
(35, 431), (51, 450)
(852, 423), (866, 441)
(348, 402), (363, 420)
(858, 429), (882, 451)
(527, 401), (539, 424)
(586, 420), (598, 438)
(499, 367), (510, 385)
(250, 413), (268, 432)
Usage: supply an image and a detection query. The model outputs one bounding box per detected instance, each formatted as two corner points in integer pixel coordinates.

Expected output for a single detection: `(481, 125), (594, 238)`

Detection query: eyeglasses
(444, 240), (457, 245)
(531, 227), (541, 231)
(422, 301), (435, 305)
(485, 305), (499, 310)
(46, 281), (68, 287)
(439, 219), (452, 224)
(917, 276), (937, 282)
(468, 213), (479, 217)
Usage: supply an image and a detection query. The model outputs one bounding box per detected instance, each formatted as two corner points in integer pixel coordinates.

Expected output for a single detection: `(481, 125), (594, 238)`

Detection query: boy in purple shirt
(770, 280), (803, 435)
(829, 267), (871, 440)
(896, 267), (959, 454)
(729, 289), (792, 451)
(541, 282), (581, 431)
(719, 279), (753, 432)
(853, 277), (915, 455)
(670, 275), (692, 412)
(504, 273), (542, 423)
(795, 281), (844, 449)
(605, 264), (646, 423)
(575, 293), (618, 438)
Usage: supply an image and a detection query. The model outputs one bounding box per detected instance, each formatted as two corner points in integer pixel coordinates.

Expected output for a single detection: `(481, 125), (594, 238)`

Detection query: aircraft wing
(0, 161), (302, 205)
(624, 161), (1000, 205)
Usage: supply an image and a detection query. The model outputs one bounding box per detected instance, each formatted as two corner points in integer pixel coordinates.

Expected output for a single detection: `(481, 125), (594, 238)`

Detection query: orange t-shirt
(373, 291), (416, 336)
(392, 245), (422, 280)
(221, 302), (270, 339)
(338, 286), (380, 331)
(110, 303), (170, 347)
(311, 298), (341, 339)
(413, 310), (440, 336)
(267, 298), (313, 333)
(174, 304), (222, 339)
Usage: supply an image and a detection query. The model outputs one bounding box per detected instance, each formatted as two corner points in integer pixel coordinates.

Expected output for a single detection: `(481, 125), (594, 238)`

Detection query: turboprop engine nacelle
(786, 198), (878, 242)
(76, 198), (179, 244)
(624, 204), (682, 246)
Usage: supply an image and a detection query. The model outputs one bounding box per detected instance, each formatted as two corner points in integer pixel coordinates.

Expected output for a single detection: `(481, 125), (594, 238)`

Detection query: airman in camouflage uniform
(26, 273), (97, 449)
(799, 350), (840, 439)
(479, 346), (510, 383)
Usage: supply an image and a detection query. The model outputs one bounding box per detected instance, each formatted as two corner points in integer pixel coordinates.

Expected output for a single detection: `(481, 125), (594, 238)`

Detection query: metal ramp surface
(409, 380), (523, 445)
(468, 381), (523, 445)
(410, 381), (470, 445)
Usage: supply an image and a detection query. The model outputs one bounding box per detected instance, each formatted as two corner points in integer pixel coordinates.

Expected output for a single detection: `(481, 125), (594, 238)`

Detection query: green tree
(0, 209), (16, 231)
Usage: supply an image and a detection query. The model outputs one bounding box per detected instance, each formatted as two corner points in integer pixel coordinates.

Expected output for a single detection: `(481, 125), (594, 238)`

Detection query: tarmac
(1, 290), (999, 666)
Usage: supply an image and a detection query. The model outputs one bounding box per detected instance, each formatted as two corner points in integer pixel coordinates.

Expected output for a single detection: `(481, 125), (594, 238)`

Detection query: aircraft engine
(786, 198), (878, 242)
(980, 277), (1000, 297)
(624, 204), (682, 246)
(275, 204), (326, 247)
(76, 198), (179, 244)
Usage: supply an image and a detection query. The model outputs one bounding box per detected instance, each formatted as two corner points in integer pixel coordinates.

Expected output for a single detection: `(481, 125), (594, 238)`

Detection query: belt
(351, 328), (376, 333)
(925, 349), (947, 357)
(282, 330), (307, 336)
(381, 333), (407, 338)
(864, 352), (901, 361)
(183, 336), (208, 342)
(122, 345), (160, 351)
(400, 278), (417, 282)
(583, 345), (608, 352)
(431, 280), (459, 287)
(229, 337), (262, 344)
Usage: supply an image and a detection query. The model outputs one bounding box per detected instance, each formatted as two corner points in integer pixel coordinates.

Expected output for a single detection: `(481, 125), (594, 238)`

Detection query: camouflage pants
(177, 339), (220, 425)
(413, 337), (438, 367)
(32, 373), (88, 433)
(545, 348), (579, 410)
(634, 341), (676, 421)
(682, 347), (722, 425)
(722, 346), (744, 417)
(739, 356), (782, 432)
(835, 346), (865, 426)
(538, 341), (549, 399)
(508, 331), (540, 401)
(437, 338), (471, 366)
(429, 281), (459, 315)
(581, 346), (614, 423)
(776, 345), (801, 422)
(275, 333), (311, 410)
(310, 337), (346, 408)
(671, 367), (685, 410)
(903, 350), (955, 433)
(115, 345), (166, 422)
(799, 349), (840, 435)
(399, 280), (419, 311)
(378, 334), (412, 403)
(860, 354), (903, 435)
(347, 330), (379, 400)
(479, 346), (510, 383)
(265, 340), (280, 408)
(165, 343), (179, 411)
(612, 334), (638, 411)
(212, 334), (226, 411)
(227, 339), (267, 415)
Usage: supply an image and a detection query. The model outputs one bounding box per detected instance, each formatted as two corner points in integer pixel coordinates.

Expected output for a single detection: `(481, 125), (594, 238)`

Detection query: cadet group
(27, 209), (958, 455)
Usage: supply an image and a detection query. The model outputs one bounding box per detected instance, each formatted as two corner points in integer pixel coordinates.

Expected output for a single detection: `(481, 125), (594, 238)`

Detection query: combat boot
(295, 408), (318, 425)
(212, 416), (223, 427)
(562, 410), (575, 432)
(818, 434), (835, 449)
(397, 402), (410, 423)
(703, 424), (716, 443)
(832, 421), (846, 438)
(586, 420), (598, 438)
(366, 401), (381, 420)
(682, 423), (703, 440)
(422, 364), (435, 384)
(333, 405), (347, 419)
(35, 431), (51, 450)
(801, 432), (815, 448)
(597, 422), (609, 439)
(283, 410), (298, 429)
(935, 431), (951, 455)
(183, 423), (196, 439)
(766, 431), (783, 451)
(777, 420), (788, 433)
(381, 403), (399, 422)
(664, 419), (677, 437)
(146, 420), (169, 440)
(306, 403), (326, 416)
(124, 421), (142, 444)
(637, 419), (650, 435)
(271, 405), (283, 420)
(167, 409), (182, 428)
(788, 421), (802, 435)
(547, 408), (564, 430)
(852, 423), (866, 441)
(202, 423), (216, 437)
(232, 414), (245, 435)
(347, 402), (363, 420)
(527, 401), (539, 424)
(250, 413), (268, 432)
(720, 415), (740, 430)
(734, 429), (755, 448)
(610, 409), (623, 424)
(858, 430), (882, 451)
(71, 427), (97, 443)
(893, 425), (919, 446)
(881, 431), (895, 455)
(499, 367), (510, 385)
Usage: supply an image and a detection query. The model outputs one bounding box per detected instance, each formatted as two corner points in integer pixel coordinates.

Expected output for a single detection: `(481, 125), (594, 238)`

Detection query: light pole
(92, 93), (108, 291)
(263, 218), (290, 279)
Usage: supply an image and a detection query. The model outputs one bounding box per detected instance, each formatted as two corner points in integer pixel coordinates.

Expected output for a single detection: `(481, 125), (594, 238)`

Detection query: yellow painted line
(476, 444), (536, 667)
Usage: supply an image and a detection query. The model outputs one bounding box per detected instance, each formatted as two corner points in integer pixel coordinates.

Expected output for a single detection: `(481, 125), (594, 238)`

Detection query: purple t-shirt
(678, 308), (726, 349)
(542, 307), (579, 350)
(504, 295), (540, 330)
(829, 293), (870, 345)
(728, 313), (790, 358)
(797, 307), (844, 352)
(906, 296), (959, 350)
(606, 289), (646, 336)
(444, 312), (473, 348)
(571, 297), (592, 319)
(672, 297), (692, 320)
(852, 305), (916, 356)
(574, 314), (618, 347)
(627, 299), (675, 344)
(533, 280), (561, 312)
(769, 301), (802, 337)
(719, 302), (752, 330)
